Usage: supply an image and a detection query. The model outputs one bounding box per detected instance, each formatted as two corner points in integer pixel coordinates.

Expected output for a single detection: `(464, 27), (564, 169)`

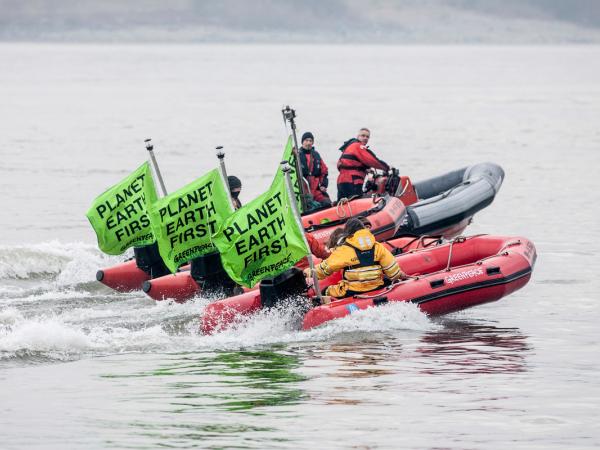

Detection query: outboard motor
(190, 251), (238, 296)
(134, 243), (170, 278)
(259, 267), (308, 308)
(363, 168), (401, 196)
(385, 168), (401, 196)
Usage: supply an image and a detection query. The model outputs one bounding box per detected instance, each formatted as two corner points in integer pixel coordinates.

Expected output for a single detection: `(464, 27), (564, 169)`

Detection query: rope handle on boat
(396, 179), (410, 197)
(444, 234), (497, 270)
(498, 240), (521, 254)
(416, 234), (443, 251)
(470, 241), (520, 263)
(365, 195), (387, 215)
(392, 234), (445, 254)
(336, 197), (354, 219)
(408, 236), (517, 278)
(397, 233), (485, 255)
(336, 194), (386, 221)
(389, 236), (422, 254)
(444, 236), (467, 271)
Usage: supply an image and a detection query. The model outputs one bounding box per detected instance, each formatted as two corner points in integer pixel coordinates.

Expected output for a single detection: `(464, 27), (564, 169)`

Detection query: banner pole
(281, 106), (309, 212)
(144, 138), (167, 197)
(281, 161), (322, 302)
(216, 146), (236, 211)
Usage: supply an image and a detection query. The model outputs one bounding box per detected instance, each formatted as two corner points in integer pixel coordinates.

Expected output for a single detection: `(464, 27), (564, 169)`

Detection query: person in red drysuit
(336, 128), (390, 201)
(298, 132), (331, 211)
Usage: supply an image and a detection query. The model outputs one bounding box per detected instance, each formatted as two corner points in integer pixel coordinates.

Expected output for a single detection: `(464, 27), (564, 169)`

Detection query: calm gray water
(1, 44), (599, 449)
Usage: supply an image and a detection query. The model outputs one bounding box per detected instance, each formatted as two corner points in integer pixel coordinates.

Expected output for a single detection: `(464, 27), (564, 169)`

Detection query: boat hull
(201, 235), (536, 334)
(97, 162), (505, 294)
(145, 235), (441, 302)
(399, 162), (504, 237)
(96, 260), (149, 292)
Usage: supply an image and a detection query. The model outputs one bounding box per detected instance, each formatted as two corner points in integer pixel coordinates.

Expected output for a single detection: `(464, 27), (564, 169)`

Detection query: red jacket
(337, 139), (389, 186)
(299, 147), (329, 203)
(306, 233), (330, 260)
(297, 233), (331, 269)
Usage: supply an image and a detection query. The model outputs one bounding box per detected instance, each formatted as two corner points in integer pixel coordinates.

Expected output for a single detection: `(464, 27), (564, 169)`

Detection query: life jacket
(340, 234), (381, 286)
(299, 147), (323, 178)
(300, 147), (330, 206)
(316, 229), (402, 297)
(337, 138), (363, 172)
(337, 139), (389, 186)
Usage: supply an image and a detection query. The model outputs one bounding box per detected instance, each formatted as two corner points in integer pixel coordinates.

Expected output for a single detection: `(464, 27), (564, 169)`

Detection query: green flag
(86, 162), (157, 255)
(146, 169), (233, 273)
(212, 175), (309, 288)
(273, 136), (304, 212)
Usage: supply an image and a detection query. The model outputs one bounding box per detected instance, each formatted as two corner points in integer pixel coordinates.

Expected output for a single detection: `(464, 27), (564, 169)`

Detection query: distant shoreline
(4, 0), (600, 45)
(2, 39), (600, 46)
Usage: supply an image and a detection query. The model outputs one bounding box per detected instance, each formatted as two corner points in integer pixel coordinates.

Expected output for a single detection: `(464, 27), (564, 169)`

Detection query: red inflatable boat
(201, 235), (536, 334)
(140, 195), (409, 300)
(142, 234), (442, 302)
(97, 160), (505, 295)
(95, 259), (150, 292)
(97, 194), (406, 293)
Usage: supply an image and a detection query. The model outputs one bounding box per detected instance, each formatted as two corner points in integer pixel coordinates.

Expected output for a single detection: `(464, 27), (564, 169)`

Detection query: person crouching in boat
(228, 175), (243, 209)
(305, 217), (407, 299)
(337, 128), (390, 201)
(299, 131), (332, 211)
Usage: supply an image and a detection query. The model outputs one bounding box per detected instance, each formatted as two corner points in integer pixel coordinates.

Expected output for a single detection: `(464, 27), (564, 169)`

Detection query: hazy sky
(2, 0), (600, 43)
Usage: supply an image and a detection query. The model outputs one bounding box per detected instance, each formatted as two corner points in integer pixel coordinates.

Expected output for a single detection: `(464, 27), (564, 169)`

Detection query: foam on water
(0, 300), (198, 361)
(0, 307), (21, 325)
(6, 288), (98, 303)
(196, 300), (437, 350)
(0, 239), (448, 362)
(0, 284), (25, 297)
(304, 300), (438, 336)
(0, 289), (436, 363)
(0, 240), (125, 284)
(0, 308), (91, 358)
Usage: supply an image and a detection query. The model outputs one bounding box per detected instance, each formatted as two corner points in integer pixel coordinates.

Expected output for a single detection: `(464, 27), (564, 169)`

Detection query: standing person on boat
(336, 128), (390, 201)
(305, 217), (407, 299)
(299, 132), (331, 210)
(228, 175), (243, 210)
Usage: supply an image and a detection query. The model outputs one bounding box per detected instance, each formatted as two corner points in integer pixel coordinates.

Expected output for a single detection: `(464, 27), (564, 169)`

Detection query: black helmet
(301, 131), (314, 143)
(228, 175), (242, 190)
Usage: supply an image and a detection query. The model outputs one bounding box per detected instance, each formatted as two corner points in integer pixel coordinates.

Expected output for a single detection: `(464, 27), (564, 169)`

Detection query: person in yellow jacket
(305, 217), (407, 299)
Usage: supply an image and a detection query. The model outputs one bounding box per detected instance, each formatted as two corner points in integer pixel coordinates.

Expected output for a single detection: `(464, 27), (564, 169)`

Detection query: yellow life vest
(316, 229), (402, 298)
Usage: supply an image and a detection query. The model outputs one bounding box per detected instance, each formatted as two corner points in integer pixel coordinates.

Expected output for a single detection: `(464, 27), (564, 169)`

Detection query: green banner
(147, 169), (233, 273)
(86, 162), (157, 255)
(273, 136), (303, 212)
(212, 175), (309, 288)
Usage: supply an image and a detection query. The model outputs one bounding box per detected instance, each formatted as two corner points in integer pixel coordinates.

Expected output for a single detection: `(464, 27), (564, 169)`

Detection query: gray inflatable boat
(397, 162), (504, 236)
